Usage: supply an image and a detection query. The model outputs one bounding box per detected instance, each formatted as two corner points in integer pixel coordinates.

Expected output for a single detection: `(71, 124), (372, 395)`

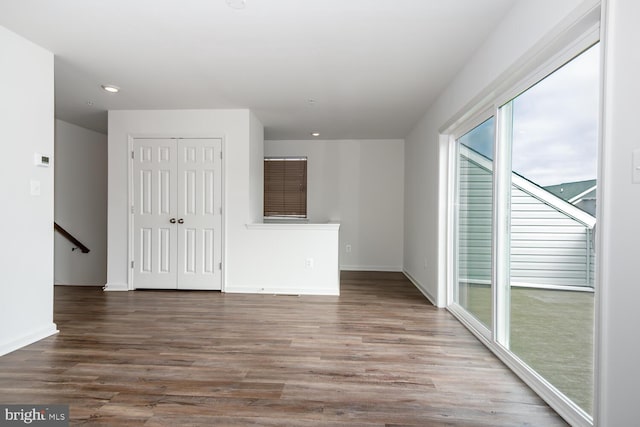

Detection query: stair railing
(54, 222), (90, 253)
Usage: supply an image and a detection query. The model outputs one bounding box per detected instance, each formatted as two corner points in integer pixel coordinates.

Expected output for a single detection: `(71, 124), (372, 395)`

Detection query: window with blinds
(264, 157), (307, 218)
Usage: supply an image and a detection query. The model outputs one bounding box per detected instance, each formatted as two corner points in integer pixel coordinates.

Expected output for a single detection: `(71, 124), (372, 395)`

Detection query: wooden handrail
(54, 222), (90, 253)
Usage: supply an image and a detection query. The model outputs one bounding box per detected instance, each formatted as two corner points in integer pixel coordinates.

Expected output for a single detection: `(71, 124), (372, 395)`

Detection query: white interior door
(133, 139), (178, 289)
(176, 139), (222, 290)
(133, 138), (222, 290)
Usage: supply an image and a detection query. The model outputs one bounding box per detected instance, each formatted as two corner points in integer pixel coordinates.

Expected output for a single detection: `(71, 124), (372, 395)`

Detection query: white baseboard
(0, 323), (58, 357)
(224, 286), (339, 296)
(340, 265), (403, 272)
(55, 282), (104, 286)
(403, 270), (438, 306)
(103, 282), (129, 291)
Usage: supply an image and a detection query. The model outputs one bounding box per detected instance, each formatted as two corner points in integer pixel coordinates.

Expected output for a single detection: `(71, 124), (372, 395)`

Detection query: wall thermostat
(34, 153), (51, 167)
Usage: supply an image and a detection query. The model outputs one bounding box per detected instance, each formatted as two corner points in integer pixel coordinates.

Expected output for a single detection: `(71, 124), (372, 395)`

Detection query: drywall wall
(265, 139), (404, 271)
(106, 109), (253, 291)
(107, 109), (339, 295)
(249, 112), (264, 223)
(54, 120), (107, 285)
(597, 0), (640, 424)
(403, 0), (588, 306)
(237, 223), (340, 295)
(0, 26), (57, 355)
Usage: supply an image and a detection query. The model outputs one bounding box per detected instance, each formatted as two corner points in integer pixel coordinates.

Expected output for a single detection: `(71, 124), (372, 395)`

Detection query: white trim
(495, 23), (600, 109)
(224, 286), (339, 296)
(493, 102), (512, 347)
(448, 302), (492, 340)
(127, 135), (134, 291)
(264, 156), (307, 161)
(441, 133), (457, 308)
(0, 324), (58, 357)
(340, 265), (402, 272)
(55, 283), (103, 287)
(451, 108), (495, 141)
(592, 1), (608, 424)
(511, 282), (594, 293)
(103, 282), (129, 292)
(127, 134), (226, 292)
(568, 185), (597, 204)
(220, 136), (227, 292)
(403, 269), (437, 306)
(245, 222), (340, 231)
(458, 278), (594, 293)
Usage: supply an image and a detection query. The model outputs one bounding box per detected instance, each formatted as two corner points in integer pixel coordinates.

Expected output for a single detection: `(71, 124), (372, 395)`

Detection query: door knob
(178, 218), (184, 224)
(169, 218), (176, 224)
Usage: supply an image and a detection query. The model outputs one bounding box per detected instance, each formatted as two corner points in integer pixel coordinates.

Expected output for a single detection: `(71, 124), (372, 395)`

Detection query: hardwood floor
(0, 272), (567, 426)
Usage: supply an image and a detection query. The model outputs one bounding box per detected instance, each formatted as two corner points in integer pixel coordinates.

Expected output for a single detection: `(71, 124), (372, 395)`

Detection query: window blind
(264, 158), (307, 217)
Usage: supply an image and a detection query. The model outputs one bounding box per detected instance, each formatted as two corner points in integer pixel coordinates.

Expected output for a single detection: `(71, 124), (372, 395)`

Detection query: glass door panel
(500, 44), (599, 415)
(455, 117), (495, 329)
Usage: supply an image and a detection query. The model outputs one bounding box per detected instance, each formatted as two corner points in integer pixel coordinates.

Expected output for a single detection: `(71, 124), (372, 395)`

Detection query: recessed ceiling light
(226, 0), (246, 9)
(101, 84), (120, 93)
(311, 132), (320, 137)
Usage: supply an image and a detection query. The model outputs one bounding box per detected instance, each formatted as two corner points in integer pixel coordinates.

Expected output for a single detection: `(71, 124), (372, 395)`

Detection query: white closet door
(133, 139), (178, 289)
(176, 139), (222, 290)
(132, 138), (222, 290)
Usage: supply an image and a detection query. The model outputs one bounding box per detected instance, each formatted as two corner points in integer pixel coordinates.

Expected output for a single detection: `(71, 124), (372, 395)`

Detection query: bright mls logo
(0, 405), (68, 426)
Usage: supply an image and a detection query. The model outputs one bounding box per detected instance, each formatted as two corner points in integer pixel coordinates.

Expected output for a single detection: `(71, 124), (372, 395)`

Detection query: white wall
(266, 139), (404, 271)
(107, 109), (340, 295)
(106, 109), (253, 291)
(54, 120), (107, 285)
(249, 112), (264, 223)
(0, 26), (57, 356)
(403, 0), (588, 305)
(235, 223), (340, 295)
(597, 0), (640, 424)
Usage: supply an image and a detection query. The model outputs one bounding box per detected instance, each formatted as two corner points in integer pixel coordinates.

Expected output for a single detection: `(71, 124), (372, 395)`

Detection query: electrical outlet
(305, 258), (314, 269)
(346, 244), (352, 253)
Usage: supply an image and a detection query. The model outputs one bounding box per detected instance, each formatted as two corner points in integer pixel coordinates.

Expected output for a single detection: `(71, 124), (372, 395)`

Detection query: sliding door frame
(447, 107), (495, 341)
(443, 8), (601, 426)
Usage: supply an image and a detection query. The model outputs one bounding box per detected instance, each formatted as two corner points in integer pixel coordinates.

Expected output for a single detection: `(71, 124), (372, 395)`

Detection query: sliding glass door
(452, 43), (599, 417)
(454, 117), (495, 331)
(501, 43), (599, 415)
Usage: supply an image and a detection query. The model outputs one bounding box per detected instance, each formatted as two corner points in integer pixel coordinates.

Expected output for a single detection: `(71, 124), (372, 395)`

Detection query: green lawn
(462, 284), (594, 415)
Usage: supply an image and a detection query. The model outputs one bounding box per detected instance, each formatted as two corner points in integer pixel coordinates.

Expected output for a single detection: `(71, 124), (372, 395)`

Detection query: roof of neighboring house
(461, 146), (596, 227)
(544, 179), (597, 202)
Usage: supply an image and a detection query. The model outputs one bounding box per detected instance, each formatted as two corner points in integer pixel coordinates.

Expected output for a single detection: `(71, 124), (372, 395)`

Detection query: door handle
(178, 218), (184, 224)
(169, 218), (176, 224)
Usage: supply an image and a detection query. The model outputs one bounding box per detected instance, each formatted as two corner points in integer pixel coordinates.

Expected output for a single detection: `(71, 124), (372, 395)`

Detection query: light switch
(30, 179), (41, 196)
(634, 149), (640, 184)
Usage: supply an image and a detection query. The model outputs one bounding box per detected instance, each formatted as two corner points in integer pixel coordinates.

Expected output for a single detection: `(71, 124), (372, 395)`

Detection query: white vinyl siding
(511, 186), (593, 287)
(459, 151), (595, 289)
(458, 155), (492, 285)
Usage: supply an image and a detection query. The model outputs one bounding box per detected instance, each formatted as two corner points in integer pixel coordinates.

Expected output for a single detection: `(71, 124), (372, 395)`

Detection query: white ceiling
(0, 0), (516, 139)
